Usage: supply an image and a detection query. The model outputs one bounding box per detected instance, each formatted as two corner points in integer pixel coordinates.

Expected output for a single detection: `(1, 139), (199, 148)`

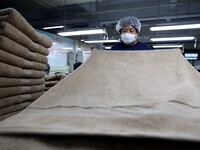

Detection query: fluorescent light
(62, 47), (73, 50)
(103, 46), (112, 49)
(153, 44), (183, 48)
(43, 25), (64, 30)
(150, 24), (200, 31)
(185, 53), (198, 57)
(185, 57), (198, 60)
(58, 29), (106, 36)
(84, 40), (119, 43)
(185, 53), (198, 60)
(151, 37), (195, 42)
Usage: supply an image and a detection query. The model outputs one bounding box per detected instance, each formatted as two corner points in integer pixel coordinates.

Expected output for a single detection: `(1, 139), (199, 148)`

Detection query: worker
(111, 16), (151, 50)
(45, 63), (50, 75)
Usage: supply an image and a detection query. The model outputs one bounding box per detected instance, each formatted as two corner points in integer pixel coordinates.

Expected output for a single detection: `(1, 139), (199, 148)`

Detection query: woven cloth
(0, 49), (200, 146)
(0, 8), (52, 48)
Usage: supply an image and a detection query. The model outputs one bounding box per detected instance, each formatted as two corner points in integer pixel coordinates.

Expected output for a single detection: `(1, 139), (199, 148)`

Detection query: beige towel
(44, 74), (66, 91)
(0, 22), (49, 56)
(0, 35), (48, 64)
(45, 81), (59, 87)
(0, 84), (45, 99)
(0, 91), (45, 108)
(0, 8), (52, 48)
(0, 49), (46, 71)
(0, 77), (45, 87)
(45, 74), (67, 81)
(0, 62), (45, 78)
(45, 86), (52, 91)
(0, 102), (31, 116)
(0, 50), (200, 143)
(0, 110), (21, 121)
(44, 81), (59, 91)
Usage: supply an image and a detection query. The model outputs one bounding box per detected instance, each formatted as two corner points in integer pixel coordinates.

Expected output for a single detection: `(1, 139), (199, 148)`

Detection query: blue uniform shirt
(111, 41), (151, 50)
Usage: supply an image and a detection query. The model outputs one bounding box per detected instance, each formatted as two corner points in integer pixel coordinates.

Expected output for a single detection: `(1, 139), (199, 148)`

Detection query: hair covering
(116, 16), (141, 33)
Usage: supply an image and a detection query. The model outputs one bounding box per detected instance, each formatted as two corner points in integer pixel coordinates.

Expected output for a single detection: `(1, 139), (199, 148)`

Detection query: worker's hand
(91, 45), (97, 52)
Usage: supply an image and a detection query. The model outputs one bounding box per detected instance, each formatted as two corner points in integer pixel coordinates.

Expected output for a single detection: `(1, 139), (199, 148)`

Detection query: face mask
(121, 33), (137, 45)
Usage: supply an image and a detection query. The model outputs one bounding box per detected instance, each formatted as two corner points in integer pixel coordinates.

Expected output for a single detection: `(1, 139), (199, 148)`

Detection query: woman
(111, 16), (151, 50)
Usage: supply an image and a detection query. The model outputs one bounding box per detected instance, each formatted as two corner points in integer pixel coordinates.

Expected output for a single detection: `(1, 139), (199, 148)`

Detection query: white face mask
(121, 33), (137, 45)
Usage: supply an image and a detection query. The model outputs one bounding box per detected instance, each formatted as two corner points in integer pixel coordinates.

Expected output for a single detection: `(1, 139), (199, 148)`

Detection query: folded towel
(0, 110), (21, 121)
(45, 74), (67, 81)
(0, 84), (45, 99)
(0, 62), (45, 78)
(44, 74), (66, 91)
(0, 22), (49, 56)
(0, 102), (31, 116)
(0, 77), (45, 87)
(0, 49), (46, 71)
(0, 8), (52, 48)
(44, 81), (59, 87)
(0, 91), (45, 108)
(45, 86), (51, 91)
(0, 35), (48, 64)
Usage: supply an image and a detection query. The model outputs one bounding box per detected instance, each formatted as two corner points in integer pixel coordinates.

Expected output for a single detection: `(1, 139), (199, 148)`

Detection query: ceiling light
(185, 57), (198, 60)
(151, 37), (195, 42)
(62, 47), (73, 50)
(184, 53), (198, 60)
(84, 40), (119, 43)
(185, 53), (198, 58)
(104, 46), (112, 49)
(150, 24), (200, 31)
(153, 44), (183, 48)
(43, 25), (64, 30)
(58, 29), (106, 36)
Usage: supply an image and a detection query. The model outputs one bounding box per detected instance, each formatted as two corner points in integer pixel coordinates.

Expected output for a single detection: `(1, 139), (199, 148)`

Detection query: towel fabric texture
(45, 81), (59, 87)
(0, 91), (45, 108)
(0, 49), (46, 70)
(0, 84), (45, 99)
(0, 8), (51, 120)
(0, 36), (48, 64)
(0, 102), (32, 116)
(0, 50), (200, 149)
(0, 77), (45, 87)
(0, 62), (45, 78)
(44, 74), (67, 91)
(0, 111), (21, 121)
(0, 22), (49, 56)
(45, 74), (67, 81)
(0, 8), (52, 48)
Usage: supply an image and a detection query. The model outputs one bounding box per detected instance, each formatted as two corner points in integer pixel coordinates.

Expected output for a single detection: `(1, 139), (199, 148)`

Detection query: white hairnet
(116, 16), (141, 33)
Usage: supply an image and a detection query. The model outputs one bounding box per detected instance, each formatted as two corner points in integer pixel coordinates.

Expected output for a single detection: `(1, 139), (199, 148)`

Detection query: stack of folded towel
(44, 74), (67, 91)
(68, 51), (76, 72)
(0, 8), (52, 120)
(76, 50), (90, 63)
